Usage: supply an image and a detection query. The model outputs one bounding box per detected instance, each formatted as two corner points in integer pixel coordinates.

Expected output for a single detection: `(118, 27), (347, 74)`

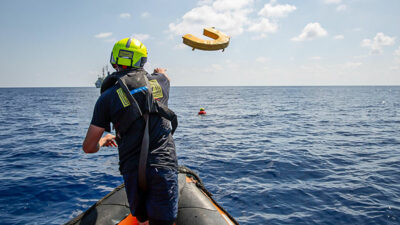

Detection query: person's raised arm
(153, 68), (170, 81)
(82, 125), (116, 153)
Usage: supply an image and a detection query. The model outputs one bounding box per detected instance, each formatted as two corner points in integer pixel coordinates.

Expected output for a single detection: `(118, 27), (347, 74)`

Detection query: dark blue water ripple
(0, 86), (400, 224)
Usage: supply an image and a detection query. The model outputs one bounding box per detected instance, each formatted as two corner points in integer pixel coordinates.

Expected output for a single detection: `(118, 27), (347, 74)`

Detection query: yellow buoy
(182, 27), (230, 51)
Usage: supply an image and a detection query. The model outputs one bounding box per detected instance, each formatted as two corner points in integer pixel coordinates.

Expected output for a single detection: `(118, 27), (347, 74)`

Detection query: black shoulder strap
(100, 74), (118, 94)
(138, 113), (149, 191)
(117, 77), (143, 116)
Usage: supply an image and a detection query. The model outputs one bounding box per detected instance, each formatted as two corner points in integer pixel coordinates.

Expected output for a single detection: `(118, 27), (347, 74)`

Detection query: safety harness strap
(117, 78), (143, 116)
(138, 113), (149, 191)
(117, 77), (149, 191)
(137, 77), (153, 191)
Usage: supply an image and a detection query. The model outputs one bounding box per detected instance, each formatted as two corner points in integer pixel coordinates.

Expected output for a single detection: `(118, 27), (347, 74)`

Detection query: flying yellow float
(182, 27), (230, 51)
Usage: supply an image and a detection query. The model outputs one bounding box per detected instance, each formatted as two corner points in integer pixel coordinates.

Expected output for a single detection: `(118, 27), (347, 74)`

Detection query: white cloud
(258, 1), (296, 18)
(212, 0), (253, 11)
(390, 66), (399, 71)
(353, 54), (369, 59)
(256, 56), (270, 63)
(169, 3), (252, 36)
(94, 32), (112, 38)
(395, 47), (400, 67)
(291, 23), (328, 42)
(119, 13), (131, 19)
(211, 63), (224, 70)
(361, 32), (396, 54)
(333, 34), (344, 40)
(336, 4), (347, 11)
(169, 0), (295, 39)
(310, 56), (322, 60)
(343, 62), (362, 68)
(132, 33), (150, 41)
(248, 18), (278, 33)
(324, 0), (341, 4)
(300, 64), (329, 74)
(394, 46), (400, 56)
(141, 12), (150, 18)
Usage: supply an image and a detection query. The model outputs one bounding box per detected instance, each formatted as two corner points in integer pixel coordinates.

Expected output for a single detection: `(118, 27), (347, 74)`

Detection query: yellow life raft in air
(182, 27), (230, 51)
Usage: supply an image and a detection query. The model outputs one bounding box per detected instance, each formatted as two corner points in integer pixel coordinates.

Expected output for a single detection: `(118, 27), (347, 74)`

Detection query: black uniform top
(90, 71), (177, 174)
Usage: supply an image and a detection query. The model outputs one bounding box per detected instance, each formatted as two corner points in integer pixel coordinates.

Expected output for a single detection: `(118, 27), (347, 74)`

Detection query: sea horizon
(1, 85), (400, 88)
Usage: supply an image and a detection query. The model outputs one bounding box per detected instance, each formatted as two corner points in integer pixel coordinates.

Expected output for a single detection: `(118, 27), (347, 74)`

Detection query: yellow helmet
(110, 38), (147, 68)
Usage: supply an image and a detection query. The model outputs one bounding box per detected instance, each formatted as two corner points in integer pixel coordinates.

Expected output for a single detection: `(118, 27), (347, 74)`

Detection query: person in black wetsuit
(82, 37), (178, 225)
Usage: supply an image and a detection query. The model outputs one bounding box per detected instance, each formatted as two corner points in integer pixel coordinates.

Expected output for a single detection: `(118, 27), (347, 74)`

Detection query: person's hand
(153, 68), (170, 81)
(99, 134), (117, 147)
(153, 68), (167, 74)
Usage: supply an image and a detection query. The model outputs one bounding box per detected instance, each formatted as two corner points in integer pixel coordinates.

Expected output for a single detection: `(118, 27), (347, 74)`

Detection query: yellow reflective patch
(149, 80), (163, 99)
(116, 88), (131, 107)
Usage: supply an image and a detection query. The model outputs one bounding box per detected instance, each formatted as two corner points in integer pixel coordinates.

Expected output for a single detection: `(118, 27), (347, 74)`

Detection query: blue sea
(0, 86), (399, 225)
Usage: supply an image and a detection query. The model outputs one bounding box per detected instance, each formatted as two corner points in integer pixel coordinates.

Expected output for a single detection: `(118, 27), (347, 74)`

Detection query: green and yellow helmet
(110, 38), (147, 68)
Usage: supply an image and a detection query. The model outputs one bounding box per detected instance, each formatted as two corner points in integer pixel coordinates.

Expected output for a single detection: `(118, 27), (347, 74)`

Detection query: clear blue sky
(1, 0), (399, 87)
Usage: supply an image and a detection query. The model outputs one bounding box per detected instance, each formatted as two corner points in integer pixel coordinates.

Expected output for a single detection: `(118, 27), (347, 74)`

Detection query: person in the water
(82, 37), (178, 225)
(198, 107), (206, 115)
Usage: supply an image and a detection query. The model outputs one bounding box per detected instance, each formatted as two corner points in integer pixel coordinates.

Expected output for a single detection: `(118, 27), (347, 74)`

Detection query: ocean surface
(0, 86), (399, 225)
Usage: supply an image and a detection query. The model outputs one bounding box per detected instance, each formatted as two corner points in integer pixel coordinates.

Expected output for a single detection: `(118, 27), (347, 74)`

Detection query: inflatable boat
(65, 166), (238, 225)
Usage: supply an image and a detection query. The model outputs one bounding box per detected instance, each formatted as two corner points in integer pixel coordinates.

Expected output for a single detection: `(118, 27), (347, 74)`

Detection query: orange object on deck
(118, 214), (139, 225)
